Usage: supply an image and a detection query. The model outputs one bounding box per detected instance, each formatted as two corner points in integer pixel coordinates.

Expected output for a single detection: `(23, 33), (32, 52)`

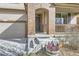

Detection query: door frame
(35, 14), (43, 33)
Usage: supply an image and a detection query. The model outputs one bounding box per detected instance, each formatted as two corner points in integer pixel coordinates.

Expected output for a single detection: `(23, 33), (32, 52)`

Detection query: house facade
(0, 3), (79, 38)
(27, 3), (79, 37)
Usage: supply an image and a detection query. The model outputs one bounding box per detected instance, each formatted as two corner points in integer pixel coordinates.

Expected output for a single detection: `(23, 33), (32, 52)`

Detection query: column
(48, 7), (55, 34)
(27, 4), (35, 35)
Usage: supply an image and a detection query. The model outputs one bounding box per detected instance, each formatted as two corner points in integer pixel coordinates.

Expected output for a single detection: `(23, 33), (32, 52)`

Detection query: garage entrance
(0, 21), (26, 38)
(0, 10), (26, 38)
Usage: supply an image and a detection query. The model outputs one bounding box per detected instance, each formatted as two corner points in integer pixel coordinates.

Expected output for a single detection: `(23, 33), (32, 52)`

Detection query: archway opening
(35, 8), (49, 34)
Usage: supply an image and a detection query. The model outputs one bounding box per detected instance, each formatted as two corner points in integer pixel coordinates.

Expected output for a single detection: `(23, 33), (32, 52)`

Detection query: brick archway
(27, 4), (55, 35)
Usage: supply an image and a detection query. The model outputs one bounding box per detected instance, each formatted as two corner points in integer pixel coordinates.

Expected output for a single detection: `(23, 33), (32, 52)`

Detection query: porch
(55, 24), (79, 34)
(55, 4), (79, 34)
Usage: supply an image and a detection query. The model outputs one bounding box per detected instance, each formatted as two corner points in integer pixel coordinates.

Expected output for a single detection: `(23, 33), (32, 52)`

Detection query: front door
(35, 14), (43, 33)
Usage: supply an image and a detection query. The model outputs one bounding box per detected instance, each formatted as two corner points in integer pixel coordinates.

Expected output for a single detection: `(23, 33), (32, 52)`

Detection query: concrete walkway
(0, 38), (26, 56)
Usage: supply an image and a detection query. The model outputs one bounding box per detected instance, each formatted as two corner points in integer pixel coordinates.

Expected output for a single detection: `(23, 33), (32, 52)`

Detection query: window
(62, 13), (67, 24)
(55, 13), (71, 24)
(55, 13), (64, 24)
(55, 13), (71, 32)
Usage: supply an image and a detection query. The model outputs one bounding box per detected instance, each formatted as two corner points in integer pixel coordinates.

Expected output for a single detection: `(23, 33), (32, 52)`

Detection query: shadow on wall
(0, 14), (27, 38)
